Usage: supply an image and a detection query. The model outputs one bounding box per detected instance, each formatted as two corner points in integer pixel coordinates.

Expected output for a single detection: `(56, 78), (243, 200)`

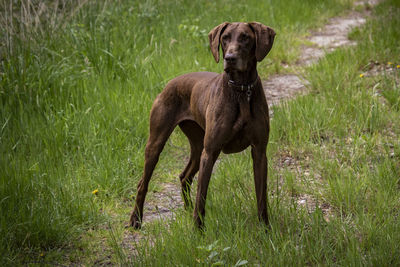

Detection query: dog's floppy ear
(208, 22), (229, 63)
(249, 22), (276, 62)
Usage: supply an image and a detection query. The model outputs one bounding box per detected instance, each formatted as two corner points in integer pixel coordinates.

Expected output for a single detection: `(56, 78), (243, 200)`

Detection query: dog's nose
(224, 53), (237, 64)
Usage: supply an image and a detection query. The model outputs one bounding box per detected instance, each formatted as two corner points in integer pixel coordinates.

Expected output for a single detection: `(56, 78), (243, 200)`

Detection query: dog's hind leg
(129, 101), (177, 229)
(178, 120), (204, 209)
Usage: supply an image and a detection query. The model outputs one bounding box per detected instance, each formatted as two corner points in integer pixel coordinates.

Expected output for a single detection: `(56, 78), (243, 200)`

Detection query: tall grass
(1, 0), (398, 265)
(124, 0), (400, 265)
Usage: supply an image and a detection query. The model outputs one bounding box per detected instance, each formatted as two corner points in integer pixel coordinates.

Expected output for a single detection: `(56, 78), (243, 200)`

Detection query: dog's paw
(128, 213), (142, 229)
(193, 214), (205, 231)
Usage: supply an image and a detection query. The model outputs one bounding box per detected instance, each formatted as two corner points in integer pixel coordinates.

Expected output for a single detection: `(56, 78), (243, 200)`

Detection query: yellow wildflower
(359, 73), (365, 78)
(40, 252), (45, 257)
(387, 62), (393, 65)
(397, 65), (400, 69)
(92, 189), (99, 195)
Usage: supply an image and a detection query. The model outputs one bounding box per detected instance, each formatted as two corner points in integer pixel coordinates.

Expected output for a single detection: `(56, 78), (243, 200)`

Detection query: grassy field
(1, 0), (399, 265)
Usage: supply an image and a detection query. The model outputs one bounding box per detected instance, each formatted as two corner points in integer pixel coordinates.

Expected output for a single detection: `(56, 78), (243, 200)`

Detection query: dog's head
(209, 22), (275, 72)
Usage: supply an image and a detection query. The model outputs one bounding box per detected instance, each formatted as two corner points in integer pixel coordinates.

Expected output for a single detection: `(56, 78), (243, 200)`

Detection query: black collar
(227, 77), (258, 102)
(227, 78), (258, 92)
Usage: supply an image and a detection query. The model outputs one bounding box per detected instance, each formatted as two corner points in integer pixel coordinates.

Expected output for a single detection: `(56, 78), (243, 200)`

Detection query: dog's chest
(222, 122), (253, 154)
(221, 103), (254, 154)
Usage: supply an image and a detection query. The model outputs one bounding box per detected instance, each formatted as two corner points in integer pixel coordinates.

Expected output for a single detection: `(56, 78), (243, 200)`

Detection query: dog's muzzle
(224, 53), (246, 71)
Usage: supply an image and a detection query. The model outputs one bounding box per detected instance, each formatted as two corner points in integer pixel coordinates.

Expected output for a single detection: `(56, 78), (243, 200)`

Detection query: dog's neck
(223, 64), (258, 87)
(223, 64), (258, 102)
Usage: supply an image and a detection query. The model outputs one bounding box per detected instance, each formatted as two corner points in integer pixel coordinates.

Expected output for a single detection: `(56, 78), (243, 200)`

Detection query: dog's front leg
(251, 145), (269, 228)
(193, 148), (220, 229)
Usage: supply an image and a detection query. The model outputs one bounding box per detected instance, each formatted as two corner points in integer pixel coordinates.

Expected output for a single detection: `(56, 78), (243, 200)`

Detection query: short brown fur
(129, 22), (276, 229)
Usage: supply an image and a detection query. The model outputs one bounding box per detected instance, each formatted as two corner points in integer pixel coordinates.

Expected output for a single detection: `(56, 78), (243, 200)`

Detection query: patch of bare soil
(354, 0), (380, 7)
(362, 61), (398, 77)
(143, 182), (182, 222)
(274, 151), (333, 222)
(299, 12), (366, 66)
(120, 183), (183, 257)
(263, 74), (309, 106)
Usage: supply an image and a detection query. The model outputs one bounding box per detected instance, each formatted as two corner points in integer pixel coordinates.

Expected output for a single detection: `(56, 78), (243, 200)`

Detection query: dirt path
(122, 0), (377, 253)
(263, 0), (379, 218)
(263, 2), (376, 105)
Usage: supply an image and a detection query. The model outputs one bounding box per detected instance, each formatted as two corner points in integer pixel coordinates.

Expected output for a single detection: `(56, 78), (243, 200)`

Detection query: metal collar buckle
(228, 79), (257, 102)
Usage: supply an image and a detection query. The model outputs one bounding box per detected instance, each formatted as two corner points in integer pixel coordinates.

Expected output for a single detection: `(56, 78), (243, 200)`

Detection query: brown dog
(129, 22), (275, 229)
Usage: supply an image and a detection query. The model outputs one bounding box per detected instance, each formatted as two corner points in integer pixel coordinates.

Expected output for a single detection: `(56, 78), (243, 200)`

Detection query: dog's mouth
(223, 58), (246, 72)
(223, 60), (234, 70)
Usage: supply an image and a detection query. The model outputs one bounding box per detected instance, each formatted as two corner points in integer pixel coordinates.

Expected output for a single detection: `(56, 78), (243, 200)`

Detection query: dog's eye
(239, 34), (249, 42)
(222, 34), (230, 43)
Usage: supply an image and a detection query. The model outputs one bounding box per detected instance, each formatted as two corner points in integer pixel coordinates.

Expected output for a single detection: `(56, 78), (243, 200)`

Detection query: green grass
(1, 0), (400, 265)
